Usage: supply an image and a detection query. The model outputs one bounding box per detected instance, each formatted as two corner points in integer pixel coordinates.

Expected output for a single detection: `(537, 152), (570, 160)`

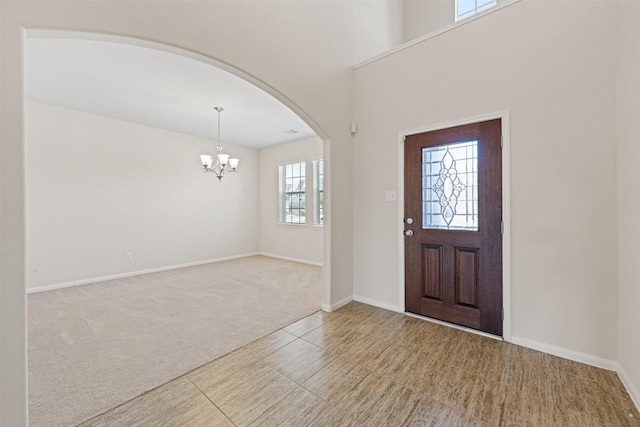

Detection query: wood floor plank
(405, 396), (469, 427)
(77, 415), (107, 427)
(143, 393), (234, 427)
(426, 363), (479, 412)
(239, 329), (297, 359)
(283, 314), (324, 337)
(263, 338), (336, 384)
(187, 348), (259, 392)
(202, 361), (298, 427)
(248, 386), (361, 427)
(76, 301), (638, 427)
(333, 372), (424, 427)
(102, 376), (201, 426)
(465, 378), (532, 426)
(302, 358), (371, 407)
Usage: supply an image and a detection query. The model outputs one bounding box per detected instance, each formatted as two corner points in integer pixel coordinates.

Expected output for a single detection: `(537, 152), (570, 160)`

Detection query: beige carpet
(28, 255), (322, 427)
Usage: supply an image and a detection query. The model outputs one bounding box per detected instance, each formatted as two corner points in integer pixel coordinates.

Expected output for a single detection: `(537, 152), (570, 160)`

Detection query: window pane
(477, 1), (495, 12)
(458, 0), (476, 16)
(422, 141), (478, 231)
(313, 159), (324, 226)
(457, 0), (496, 20)
(280, 161), (306, 224)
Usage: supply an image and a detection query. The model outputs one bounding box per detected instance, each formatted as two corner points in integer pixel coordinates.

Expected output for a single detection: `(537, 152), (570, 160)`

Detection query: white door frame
(397, 110), (512, 341)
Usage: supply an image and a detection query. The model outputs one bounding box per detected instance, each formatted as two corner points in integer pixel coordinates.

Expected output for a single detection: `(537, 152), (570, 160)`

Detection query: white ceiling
(25, 38), (316, 150)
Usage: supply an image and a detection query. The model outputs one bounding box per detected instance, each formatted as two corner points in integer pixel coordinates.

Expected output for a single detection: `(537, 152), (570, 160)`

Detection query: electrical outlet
(125, 252), (132, 261)
(386, 191), (397, 202)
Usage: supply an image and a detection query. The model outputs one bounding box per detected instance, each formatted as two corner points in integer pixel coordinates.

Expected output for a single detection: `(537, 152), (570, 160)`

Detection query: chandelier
(199, 107), (239, 182)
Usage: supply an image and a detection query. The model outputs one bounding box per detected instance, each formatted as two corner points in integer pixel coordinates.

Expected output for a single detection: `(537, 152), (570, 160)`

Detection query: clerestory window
(456, 0), (497, 21)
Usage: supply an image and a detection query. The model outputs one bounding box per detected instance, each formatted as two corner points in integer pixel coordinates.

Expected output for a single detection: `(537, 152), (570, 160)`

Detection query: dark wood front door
(404, 119), (502, 336)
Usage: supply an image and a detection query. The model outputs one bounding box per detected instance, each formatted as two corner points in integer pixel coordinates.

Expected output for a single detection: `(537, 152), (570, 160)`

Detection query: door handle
(404, 230), (414, 237)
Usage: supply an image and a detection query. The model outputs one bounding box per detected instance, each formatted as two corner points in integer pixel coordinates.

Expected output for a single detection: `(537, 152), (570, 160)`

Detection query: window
(279, 161), (306, 224)
(422, 141), (478, 231)
(313, 158), (324, 226)
(456, 0), (497, 21)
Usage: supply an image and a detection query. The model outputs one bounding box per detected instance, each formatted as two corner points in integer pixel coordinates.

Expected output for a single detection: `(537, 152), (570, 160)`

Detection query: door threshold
(404, 311), (503, 341)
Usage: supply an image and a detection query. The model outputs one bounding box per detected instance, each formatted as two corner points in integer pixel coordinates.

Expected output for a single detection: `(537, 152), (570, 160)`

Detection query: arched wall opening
(15, 29), (335, 424)
(25, 31), (331, 290)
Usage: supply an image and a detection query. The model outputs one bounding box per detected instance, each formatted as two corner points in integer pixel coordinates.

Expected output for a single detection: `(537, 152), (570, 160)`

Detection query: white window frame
(278, 160), (307, 225)
(312, 157), (324, 227)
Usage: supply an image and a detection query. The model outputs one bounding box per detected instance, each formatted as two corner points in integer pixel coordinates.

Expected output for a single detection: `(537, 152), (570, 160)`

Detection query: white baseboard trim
(510, 335), (618, 371)
(27, 253), (260, 294)
(321, 295), (353, 312)
(616, 363), (640, 413)
(353, 294), (403, 313)
(258, 252), (323, 267)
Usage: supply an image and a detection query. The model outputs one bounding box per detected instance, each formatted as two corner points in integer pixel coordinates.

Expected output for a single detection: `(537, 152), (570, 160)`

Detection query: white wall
(403, 0), (455, 42)
(26, 101), (258, 290)
(0, 1), (403, 423)
(615, 0), (640, 406)
(259, 137), (323, 265)
(353, 0), (618, 362)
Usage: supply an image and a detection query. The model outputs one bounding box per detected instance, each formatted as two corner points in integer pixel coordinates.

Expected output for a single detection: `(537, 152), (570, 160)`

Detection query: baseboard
(509, 335), (618, 371)
(616, 363), (640, 413)
(258, 252), (323, 267)
(353, 294), (404, 313)
(349, 300), (623, 377)
(27, 253), (260, 294)
(321, 295), (353, 312)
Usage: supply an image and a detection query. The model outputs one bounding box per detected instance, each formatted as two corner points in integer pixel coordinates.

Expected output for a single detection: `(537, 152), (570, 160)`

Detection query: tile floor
(79, 302), (640, 426)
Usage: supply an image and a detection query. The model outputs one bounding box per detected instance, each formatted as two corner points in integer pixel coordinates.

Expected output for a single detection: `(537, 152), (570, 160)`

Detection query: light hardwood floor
(79, 302), (640, 427)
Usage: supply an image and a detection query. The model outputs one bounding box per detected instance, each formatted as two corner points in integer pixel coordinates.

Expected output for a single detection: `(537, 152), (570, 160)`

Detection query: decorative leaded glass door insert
(422, 141), (478, 231)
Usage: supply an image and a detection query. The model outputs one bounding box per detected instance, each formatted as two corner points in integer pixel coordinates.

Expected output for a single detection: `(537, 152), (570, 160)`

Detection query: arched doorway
(24, 31), (333, 426)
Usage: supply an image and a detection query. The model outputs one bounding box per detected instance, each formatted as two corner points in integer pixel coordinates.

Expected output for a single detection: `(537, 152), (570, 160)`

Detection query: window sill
(278, 223), (307, 228)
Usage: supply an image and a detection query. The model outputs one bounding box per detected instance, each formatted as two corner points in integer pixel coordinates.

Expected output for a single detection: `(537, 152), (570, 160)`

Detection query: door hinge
(501, 221), (504, 234)
(501, 134), (503, 148)
(501, 307), (504, 320)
